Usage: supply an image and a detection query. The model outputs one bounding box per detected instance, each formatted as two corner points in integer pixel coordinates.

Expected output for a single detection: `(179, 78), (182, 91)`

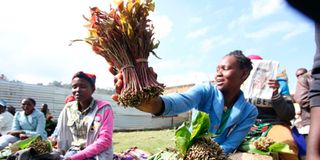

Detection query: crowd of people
(0, 71), (114, 160)
(0, 56), (313, 160)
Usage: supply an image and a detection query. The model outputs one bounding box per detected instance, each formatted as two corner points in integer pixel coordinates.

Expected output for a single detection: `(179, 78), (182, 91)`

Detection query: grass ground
(113, 128), (176, 154)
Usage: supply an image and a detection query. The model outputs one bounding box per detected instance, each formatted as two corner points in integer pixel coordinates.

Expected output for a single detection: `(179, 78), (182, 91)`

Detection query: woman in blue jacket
(111, 50), (258, 154)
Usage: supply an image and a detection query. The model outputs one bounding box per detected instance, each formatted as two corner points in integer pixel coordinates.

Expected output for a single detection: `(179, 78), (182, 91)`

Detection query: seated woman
(0, 98), (47, 150)
(52, 71), (114, 160)
(246, 55), (298, 160)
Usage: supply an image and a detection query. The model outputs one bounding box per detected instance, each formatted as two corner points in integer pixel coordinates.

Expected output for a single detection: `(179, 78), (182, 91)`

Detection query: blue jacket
(277, 78), (290, 96)
(161, 82), (258, 153)
(12, 108), (47, 139)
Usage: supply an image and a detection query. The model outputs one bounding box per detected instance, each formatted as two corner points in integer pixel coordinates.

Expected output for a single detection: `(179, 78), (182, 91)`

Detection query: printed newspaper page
(241, 60), (279, 107)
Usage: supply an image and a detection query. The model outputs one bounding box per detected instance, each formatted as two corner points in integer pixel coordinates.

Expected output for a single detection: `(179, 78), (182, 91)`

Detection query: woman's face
(71, 77), (94, 102)
(21, 99), (35, 115)
(214, 55), (247, 93)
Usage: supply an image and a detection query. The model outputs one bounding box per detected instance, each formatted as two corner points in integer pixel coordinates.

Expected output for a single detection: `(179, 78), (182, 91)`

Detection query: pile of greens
(0, 136), (52, 160)
(149, 111), (221, 160)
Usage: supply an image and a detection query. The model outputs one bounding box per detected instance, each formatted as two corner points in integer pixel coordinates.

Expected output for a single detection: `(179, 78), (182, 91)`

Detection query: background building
(0, 80), (193, 130)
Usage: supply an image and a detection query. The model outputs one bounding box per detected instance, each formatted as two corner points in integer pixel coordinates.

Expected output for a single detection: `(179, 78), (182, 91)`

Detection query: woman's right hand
(108, 66), (164, 115)
(19, 134), (30, 140)
(267, 79), (279, 96)
(108, 66), (122, 102)
(48, 136), (58, 147)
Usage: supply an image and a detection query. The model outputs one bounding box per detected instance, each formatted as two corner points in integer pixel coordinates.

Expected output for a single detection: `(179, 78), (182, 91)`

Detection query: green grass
(113, 128), (176, 154)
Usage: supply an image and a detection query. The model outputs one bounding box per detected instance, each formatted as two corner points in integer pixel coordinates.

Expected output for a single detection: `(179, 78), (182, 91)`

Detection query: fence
(0, 80), (190, 130)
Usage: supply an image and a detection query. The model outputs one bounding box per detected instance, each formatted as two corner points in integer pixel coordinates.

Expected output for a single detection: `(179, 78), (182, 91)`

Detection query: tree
(48, 81), (63, 87)
(0, 74), (8, 80)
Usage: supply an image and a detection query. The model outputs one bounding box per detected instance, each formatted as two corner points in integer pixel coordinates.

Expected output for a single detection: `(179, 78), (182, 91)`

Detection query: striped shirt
(69, 100), (96, 148)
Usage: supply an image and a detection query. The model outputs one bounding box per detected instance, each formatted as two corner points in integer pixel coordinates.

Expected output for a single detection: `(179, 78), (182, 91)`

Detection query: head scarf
(65, 95), (76, 104)
(72, 71), (96, 89)
(0, 99), (6, 108)
(247, 54), (263, 60)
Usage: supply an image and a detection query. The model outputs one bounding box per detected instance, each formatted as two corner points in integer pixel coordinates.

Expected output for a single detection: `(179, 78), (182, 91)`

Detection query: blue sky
(0, 0), (316, 93)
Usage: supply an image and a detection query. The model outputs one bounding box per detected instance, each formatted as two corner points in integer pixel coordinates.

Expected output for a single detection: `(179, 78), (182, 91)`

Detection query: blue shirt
(161, 82), (258, 153)
(12, 108), (47, 139)
(277, 78), (290, 95)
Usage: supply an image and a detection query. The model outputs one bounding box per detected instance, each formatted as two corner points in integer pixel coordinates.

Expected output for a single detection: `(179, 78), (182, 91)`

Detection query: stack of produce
(238, 135), (293, 155)
(73, 0), (164, 107)
(0, 136), (52, 159)
(252, 137), (275, 151)
(149, 112), (229, 160)
(10, 136), (51, 155)
(28, 137), (51, 155)
(185, 137), (228, 160)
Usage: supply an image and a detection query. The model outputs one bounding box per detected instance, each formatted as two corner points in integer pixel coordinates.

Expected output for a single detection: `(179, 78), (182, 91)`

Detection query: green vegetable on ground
(149, 111), (229, 160)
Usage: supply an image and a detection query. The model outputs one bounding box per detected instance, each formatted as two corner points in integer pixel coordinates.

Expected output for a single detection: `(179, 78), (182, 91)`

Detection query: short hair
(23, 98), (36, 106)
(225, 50), (253, 72)
(296, 68), (308, 74)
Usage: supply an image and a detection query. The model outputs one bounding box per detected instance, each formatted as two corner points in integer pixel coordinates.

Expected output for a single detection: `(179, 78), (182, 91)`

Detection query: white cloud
(252, 0), (284, 19)
(228, 14), (251, 30)
(245, 21), (292, 39)
(0, 0), (117, 88)
(229, 0), (284, 30)
(245, 21), (311, 40)
(189, 17), (202, 24)
(186, 27), (209, 39)
(150, 14), (173, 40)
(282, 23), (311, 40)
(201, 36), (233, 53)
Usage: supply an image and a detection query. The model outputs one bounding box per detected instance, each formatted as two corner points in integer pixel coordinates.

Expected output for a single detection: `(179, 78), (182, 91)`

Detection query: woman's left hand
(268, 79), (279, 96)
(8, 130), (25, 137)
(19, 133), (30, 140)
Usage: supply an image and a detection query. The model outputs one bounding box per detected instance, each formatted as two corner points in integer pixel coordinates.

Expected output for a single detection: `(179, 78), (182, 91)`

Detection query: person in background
(284, 0), (320, 159)
(48, 95), (76, 148)
(41, 103), (51, 118)
(0, 99), (14, 137)
(296, 68), (308, 79)
(246, 54), (298, 160)
(6, 105), (16, 116)
(41, 103), (57, 136)
(52, 71), (114, 160)
(0, 98), (47, 150)
(247, 54), (291, 96)
(111, 50), (258, 154)
(65, 95), (76, 104)
(307, 23), (320, 160)
(276, 70), (291, 96)
(293, 68), (311, 138)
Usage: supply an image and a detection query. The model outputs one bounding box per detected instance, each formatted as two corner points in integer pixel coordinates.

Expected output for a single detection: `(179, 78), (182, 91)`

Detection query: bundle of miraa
(81, 0), (164, 107)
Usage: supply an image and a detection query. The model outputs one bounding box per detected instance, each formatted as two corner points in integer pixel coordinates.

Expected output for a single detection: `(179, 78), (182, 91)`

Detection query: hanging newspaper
(241, 60), (279, 107)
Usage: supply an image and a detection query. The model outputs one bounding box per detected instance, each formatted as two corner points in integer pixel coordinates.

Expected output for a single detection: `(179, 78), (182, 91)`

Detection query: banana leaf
(239, 140), (293, 155)
(0, 148), (11, 159)
(175, 111), (214, 156)
(10, 135), (52, 153)
(175, 122), (190, 155)
(12, 136), (39, 150)
(148, 150), (179, 160)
